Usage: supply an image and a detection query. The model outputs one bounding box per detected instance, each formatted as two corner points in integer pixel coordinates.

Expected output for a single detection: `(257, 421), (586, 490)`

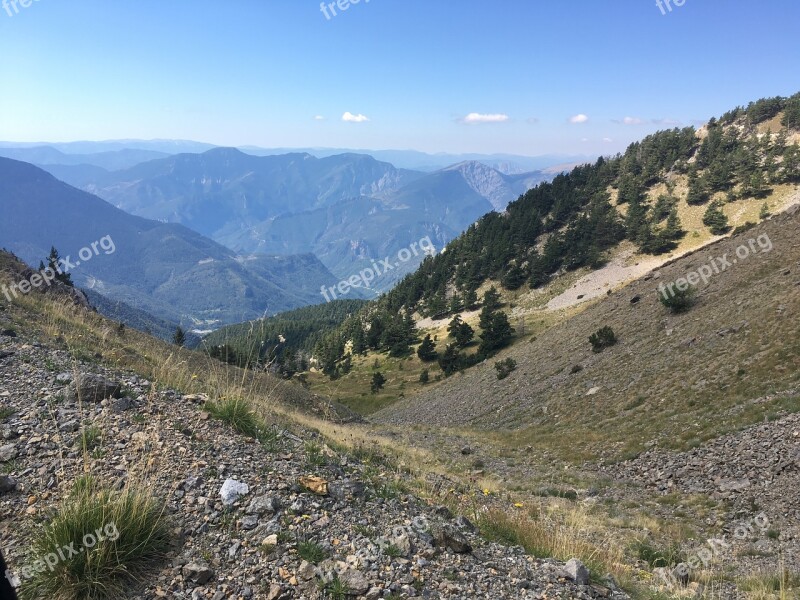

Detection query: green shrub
(419, 369), (430, 384)
(658, 286), (696, 314)
(494, 358), (517, 380)
(19, 482), (170, 600)
(320, 576), (350, 599)
(589, 326), (617, 353)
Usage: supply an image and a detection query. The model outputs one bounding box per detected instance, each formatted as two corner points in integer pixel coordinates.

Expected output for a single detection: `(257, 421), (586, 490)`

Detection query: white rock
(220, 478), (249, 505)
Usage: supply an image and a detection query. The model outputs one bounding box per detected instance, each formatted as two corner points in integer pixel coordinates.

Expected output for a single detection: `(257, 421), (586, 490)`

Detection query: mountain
(51, 150), (550, 290)
(374, 202), (800, 459)
(0, 139), (215, 155)
(0, 145), (169, 170)
(66, 148), (424, 243)
(0, 158), (360, 329)
(311, 93), (800, 376)
(0, 139), (583, 173)
(239, 146), (587, 174)
(82, 287), (201, 345)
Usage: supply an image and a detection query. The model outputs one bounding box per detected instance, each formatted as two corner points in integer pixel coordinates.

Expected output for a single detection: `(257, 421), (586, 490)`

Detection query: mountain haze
(0, 158), (355, 329)
(46, 148), (550, 288)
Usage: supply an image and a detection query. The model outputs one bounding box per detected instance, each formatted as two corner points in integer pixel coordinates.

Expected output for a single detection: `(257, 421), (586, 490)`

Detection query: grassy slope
(307, 119), (800, 412)
(371, 202), (800, 464)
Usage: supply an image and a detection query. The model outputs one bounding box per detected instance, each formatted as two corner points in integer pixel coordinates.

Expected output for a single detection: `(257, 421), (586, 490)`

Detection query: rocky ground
(607, 405), (800, 578)
(0, 328), (628, 599)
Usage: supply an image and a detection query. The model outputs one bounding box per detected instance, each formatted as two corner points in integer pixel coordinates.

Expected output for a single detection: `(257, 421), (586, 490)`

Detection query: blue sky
(0, 0), (798, 156)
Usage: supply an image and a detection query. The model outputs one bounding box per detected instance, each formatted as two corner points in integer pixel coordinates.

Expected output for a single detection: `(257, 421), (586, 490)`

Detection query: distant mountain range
(0, 158), (364, 330)
(25, 147), (551, 290)
(0, 146), (169, 171)
(0, 139), (585, 173)
(0, 140), (564, 301)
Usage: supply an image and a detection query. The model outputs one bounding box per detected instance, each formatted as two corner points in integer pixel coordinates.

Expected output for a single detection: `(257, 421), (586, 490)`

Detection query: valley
(1, 3), (799, 597)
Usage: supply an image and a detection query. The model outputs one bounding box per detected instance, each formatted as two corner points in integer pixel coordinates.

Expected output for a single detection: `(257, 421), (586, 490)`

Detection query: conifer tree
(46, 247), (73, 286)
(703, 201), (730, 235)
(417, 334), (438, 362)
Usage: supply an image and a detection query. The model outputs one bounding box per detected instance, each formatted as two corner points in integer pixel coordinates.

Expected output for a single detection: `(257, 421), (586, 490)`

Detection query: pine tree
(703, 201), (730, 235)
(528, 256), (549, 289)
(447, 315), (464, 338)
(501, 264), (526, 290)
(419, 369), (430, 384)
(454, 321), (474, 348)
(351, 326), (367, 355)
(417, 334), (438, 362)
(664, 209), (685, 240)
(463, 287), (479, 309)
(173, 326), (186, 347)
(370, 372), (386, 393)
(782, 144), (800, 182)
(686, 167), (709, 205)
(438, 344), (463, 377)
(782, 94), (800, 130)
(479, 287), (502, 330)
(448, 293), (463, 314)
(478, 312), (514, 358)
(46, 247), (73, 286)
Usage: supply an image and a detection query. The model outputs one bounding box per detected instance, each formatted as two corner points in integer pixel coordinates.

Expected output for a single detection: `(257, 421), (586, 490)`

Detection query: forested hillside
(202, 299), (367, 377)
(313, 94), (800, 377)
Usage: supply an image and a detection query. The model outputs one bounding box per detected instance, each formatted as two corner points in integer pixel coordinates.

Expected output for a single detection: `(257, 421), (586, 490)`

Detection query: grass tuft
(297, 540), (327, 564)
(205, 397), (262, 439)
(19, 482), (171, 600)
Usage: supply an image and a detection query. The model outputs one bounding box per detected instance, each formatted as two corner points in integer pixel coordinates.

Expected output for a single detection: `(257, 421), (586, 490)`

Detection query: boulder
(339, 569), (369, 595)
(564, 558), (590, 585)
(0, 444), (16, 462)
(0, 475), (16, 494)
(67, 374), (121, 402)
(246, 494), (281, 516)
(183, 561), (214, 584)
(430, 522), (472, 553)
(328, 479), (366, 502)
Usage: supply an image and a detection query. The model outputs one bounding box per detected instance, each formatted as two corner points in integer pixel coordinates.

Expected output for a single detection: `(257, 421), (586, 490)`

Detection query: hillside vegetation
(312, 94), (800, 394)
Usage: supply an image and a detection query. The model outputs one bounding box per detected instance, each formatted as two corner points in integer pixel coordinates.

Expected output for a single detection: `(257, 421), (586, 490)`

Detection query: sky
(0, 0), (798, 156)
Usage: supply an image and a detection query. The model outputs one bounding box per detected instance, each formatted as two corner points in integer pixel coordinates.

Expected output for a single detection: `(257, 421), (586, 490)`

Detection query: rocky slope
(0, 327), (627, 599)
(372, 202), (800, 462)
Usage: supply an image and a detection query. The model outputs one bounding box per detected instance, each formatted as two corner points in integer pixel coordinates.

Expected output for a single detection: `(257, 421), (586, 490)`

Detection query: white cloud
(527, 117), (540, 125)
(342, 112), (370, 123)
(569, 114), (589, 124)
(313, 115), (325, 121)
(614, 116), (644, 125)
(652, 118), (681, 126)
(603, 137), (613, 142)
(461, 112), (510, 124)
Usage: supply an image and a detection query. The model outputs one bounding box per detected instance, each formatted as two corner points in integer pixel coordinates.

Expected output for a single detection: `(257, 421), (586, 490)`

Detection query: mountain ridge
(0, 157), (359, 329)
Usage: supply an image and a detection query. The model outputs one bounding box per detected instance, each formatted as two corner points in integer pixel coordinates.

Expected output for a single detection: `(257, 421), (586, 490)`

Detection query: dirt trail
(546, 191), (800, 312)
